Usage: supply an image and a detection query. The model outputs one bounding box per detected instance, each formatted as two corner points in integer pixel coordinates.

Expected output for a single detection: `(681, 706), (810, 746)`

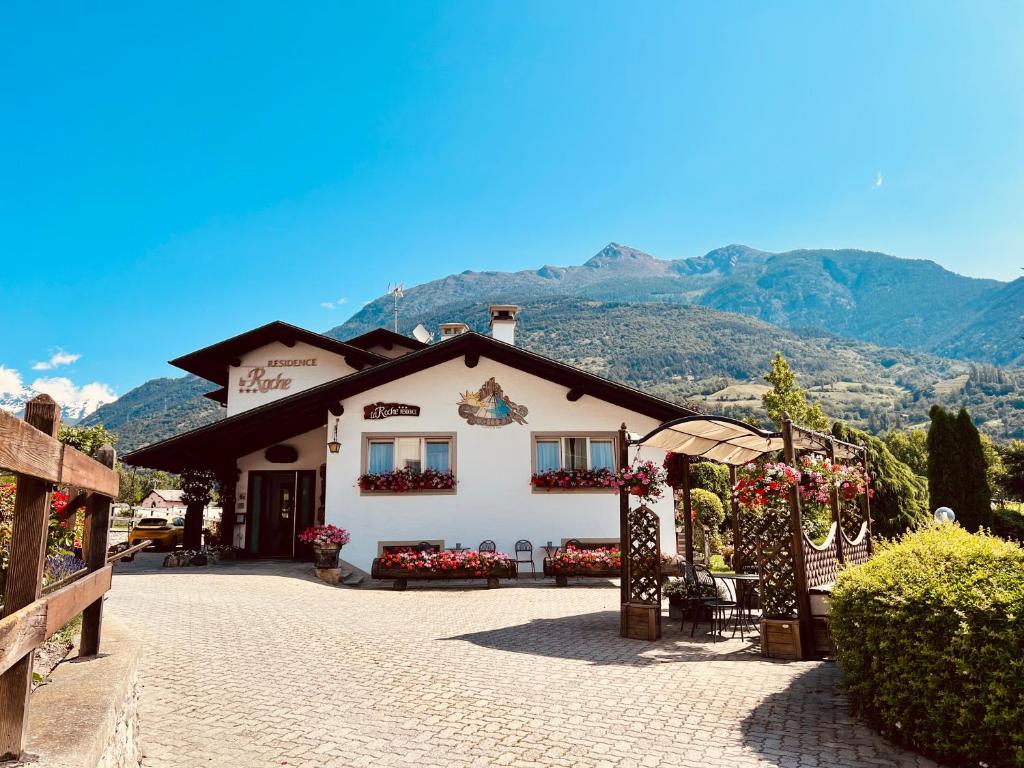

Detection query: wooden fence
(0, 394), (127, 760)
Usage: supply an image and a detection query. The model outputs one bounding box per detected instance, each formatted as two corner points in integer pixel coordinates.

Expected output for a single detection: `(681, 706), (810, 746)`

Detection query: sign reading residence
(363, 402), (422, 420)
(237, 358), (318, 394)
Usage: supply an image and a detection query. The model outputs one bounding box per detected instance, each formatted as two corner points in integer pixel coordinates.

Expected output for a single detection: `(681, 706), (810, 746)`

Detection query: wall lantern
(327, 418), (341, 454)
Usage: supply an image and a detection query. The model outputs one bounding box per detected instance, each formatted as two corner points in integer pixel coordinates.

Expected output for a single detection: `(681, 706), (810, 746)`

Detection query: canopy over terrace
(620, 413), (871, 658)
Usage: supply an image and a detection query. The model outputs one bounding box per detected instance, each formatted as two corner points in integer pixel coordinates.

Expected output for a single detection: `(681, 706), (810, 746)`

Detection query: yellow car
(129, 516), (185, 550)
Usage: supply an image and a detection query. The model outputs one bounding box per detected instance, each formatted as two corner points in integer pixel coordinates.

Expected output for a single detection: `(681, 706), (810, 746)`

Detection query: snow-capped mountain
(0, 380), (117, 425)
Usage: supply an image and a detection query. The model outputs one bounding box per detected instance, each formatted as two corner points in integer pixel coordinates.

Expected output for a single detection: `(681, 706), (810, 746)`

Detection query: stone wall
(16, 616), (142, 768)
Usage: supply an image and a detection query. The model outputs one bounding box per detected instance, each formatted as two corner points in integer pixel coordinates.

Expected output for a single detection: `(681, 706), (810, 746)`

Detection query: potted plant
(298, 524), (351, 569)
(662, 578), (690, 620)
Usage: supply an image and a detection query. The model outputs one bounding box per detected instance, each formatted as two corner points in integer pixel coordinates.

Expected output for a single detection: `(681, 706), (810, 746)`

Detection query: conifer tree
(762, 352), (830, 431)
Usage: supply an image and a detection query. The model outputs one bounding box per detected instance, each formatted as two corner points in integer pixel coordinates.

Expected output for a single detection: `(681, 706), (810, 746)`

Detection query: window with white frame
(532, 434), (617, 473)
(363, 434), (454, 475)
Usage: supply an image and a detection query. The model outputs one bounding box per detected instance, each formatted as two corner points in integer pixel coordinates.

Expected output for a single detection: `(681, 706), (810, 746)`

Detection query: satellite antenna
(412, 323), (434, 344)
(386, 282), (404, 332)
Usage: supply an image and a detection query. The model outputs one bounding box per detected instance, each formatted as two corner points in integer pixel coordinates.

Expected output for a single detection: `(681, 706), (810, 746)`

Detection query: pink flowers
(359, 468), (456, 492)
(734, 456), (872, 511)
(298, 524), (351, 547)
(530, 461), (665, 502)
(550, 546), (621, 573)
(378, 548), (514, 575)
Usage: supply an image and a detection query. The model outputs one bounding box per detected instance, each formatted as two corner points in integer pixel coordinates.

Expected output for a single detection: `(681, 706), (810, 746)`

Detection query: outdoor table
(713, 572), (760, 640)
(541, 544), (560, 560)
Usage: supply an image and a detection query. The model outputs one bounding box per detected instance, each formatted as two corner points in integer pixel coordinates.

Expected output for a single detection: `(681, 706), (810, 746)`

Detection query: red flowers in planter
(358, 468), (456, 492)
(550, 546), (621, 572)
(298, 524), (350, 547)
(530, 461), (665, 502)
(378, 549), (514, 575)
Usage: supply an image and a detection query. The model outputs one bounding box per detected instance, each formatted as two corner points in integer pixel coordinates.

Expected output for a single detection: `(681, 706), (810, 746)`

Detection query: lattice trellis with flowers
(627, 504), (661, 605)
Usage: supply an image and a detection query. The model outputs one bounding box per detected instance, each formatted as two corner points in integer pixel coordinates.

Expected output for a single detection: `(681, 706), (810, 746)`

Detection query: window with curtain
(532, 434), (617, 475)
(368, 441), (394, 473)
(363, 436), (454, 476)
(590, 440), (614, 471)
(535, 440), (560, 472)
(425, 441), (450, 472)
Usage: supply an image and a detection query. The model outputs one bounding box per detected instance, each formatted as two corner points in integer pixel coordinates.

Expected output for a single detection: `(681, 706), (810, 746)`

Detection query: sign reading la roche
(237, 358), (318, 394)
(363, 402), (421, 420)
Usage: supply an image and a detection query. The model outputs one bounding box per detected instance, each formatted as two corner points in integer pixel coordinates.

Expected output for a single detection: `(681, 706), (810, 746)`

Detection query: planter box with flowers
(542, 545), (621, 586)
(370, 549), (517, 590)
(358, 468), (456, 494)
(530, 460), (665, 501)
(299, 525), (351, 584)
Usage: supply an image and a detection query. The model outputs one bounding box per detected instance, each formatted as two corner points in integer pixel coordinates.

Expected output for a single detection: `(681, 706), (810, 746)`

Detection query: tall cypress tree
(927, 405), (959, 515)
(955, 408), (992, 531)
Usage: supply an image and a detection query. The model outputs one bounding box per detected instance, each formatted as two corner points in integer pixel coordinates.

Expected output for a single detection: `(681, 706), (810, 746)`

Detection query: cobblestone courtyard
(104, 555), (936, 768)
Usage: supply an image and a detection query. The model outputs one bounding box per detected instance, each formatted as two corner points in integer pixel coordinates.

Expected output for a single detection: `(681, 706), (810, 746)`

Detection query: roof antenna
(386, 282), (404, 332)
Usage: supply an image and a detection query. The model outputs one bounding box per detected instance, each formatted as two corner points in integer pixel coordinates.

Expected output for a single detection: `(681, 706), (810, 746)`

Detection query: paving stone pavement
(103, 554), (938, 768)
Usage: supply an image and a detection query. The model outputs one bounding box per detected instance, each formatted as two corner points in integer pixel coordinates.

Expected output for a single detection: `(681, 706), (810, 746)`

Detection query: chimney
(488, 305), (520, 345)
(439, 322), (470, 340)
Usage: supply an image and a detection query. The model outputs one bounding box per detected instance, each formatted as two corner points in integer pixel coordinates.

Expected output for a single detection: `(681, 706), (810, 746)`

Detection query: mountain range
(80, 243), (1024, 452)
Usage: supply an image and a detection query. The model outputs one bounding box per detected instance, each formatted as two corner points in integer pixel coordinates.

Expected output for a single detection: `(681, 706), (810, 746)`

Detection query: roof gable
(343, 328), (427, 354)
(126, 332), (695, 471)
(170, 321), (386, 386)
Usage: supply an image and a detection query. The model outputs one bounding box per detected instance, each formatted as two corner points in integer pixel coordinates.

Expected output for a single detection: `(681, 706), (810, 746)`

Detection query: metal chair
(514, 539), (536, 578)
(692, 564), (736, 641)
(416, 541), (434, 553)
(564, 538), (583, 550)
(478, 540), (496, 553)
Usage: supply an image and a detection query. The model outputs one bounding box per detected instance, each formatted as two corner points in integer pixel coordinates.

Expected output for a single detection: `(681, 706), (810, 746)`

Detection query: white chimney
(439, 322), (470, 340)
(488, 305), (520, 345)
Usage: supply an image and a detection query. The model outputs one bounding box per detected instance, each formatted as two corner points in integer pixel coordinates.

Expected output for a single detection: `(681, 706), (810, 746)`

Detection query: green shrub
(677, 488), (725, 558)
(830, 525), (1024, 766)
(991, 506), (1024, 544)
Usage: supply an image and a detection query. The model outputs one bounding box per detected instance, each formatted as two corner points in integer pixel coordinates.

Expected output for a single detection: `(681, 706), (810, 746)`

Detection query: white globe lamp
(934, 506), (956, 524)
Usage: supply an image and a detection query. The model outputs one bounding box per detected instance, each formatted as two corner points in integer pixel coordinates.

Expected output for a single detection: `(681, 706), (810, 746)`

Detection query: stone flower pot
(314, 544), (342, 569)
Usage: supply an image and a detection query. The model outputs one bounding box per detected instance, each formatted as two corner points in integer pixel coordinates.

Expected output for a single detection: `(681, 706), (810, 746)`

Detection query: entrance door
(246, 470), (318, 558)
(247, 471), (295, 557)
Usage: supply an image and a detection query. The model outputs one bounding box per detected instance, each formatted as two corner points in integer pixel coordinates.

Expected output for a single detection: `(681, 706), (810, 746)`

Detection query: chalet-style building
(138, 489), (187, 509)
(124, 307), (693, 572)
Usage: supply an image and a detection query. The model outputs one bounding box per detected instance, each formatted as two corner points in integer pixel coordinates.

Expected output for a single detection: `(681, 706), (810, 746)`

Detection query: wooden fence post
(782, 413), (814, 660)
(79, 444), (115, 657)
(0, 395), (60, 760)
(618, 424), (630, 607)
(827, 439), (844, 565)
(681, 455), (694, 564)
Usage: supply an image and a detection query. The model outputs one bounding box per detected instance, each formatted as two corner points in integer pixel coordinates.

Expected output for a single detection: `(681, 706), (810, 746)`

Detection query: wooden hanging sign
(363, 402), (421, 420)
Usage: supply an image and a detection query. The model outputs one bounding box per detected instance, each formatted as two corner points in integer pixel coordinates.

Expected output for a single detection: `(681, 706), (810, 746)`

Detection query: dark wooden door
(247, 471), (297, 557)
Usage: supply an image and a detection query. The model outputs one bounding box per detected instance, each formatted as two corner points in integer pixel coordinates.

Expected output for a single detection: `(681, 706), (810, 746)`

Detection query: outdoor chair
(514, 539), (536, 578)
(692, 564), (737, 642)
(564, 538), (583, 550)
(416, 541), (434, 552)
(478, 539), (496, 553)
(678, 563), (709, 636)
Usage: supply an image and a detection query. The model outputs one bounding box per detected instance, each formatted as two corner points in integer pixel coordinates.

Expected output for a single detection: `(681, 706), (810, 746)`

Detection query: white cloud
(321, 301), (336, 310)
(337, 297), (347, 304)
(32, 349), (81, 370)
(875, 172), (884, 188)
(29, 376), (117, 418)
(0, 365), (26, 396)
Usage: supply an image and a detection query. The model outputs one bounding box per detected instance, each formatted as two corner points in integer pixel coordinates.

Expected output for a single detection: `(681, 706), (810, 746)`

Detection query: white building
(125, 308), (693, 572)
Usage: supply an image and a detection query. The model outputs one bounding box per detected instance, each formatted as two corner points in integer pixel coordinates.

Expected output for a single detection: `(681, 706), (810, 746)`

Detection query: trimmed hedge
(830, 525), (1024, 766)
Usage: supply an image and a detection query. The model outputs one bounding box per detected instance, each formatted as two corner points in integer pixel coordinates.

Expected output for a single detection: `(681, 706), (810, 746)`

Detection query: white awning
(631, 416), (862, 466)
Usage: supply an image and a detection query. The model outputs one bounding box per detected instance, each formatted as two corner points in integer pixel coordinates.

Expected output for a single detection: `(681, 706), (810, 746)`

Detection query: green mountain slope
(334, 243), (1016, 365)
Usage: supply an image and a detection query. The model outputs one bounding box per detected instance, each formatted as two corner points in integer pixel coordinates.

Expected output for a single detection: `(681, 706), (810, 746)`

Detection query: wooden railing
(0, 394), (120, 760)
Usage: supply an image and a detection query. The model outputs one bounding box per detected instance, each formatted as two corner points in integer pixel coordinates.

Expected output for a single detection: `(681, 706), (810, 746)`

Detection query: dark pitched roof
(202, 387), (228, 405)
(170, 321), (386, 386)
(343, 328), (427, 353)
(124, 332), (695, 472)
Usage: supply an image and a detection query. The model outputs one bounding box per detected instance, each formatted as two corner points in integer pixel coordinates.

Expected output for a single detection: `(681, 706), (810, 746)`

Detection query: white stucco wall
(324, 356), (678, 572)
(226, 341), (357, 416)
(232, 426), (327, 549)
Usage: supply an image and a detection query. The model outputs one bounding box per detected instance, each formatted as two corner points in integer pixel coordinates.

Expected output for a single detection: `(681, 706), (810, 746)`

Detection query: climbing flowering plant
(377, 549), (514, 575)
(734, 461), (799, 510)
(298, 524), (351, 547)
(358, 468), (456, 492)
(796, 455), (873, 504)
(550, 546), (621, 572)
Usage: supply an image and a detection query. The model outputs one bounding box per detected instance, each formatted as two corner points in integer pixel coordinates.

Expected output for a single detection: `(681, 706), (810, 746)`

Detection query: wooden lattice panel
(627, 505), (661, 605)
(803, 525), (840, 589)
(754, 509), (797, 618)
(843, 523), (871, 566)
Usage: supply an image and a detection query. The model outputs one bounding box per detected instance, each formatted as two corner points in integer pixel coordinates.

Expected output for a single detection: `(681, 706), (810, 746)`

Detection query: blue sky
(1, 1), (1022, 410)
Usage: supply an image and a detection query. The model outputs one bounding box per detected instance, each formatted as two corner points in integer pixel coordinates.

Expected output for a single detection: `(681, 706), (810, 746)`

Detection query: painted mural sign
(363, 402), (421, 420)
(237, 358), (318, 394)
(457, 377), (528, 426)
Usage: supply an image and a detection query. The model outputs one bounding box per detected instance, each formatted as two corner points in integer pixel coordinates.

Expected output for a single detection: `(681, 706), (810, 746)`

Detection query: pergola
(616, 413), (873, 658)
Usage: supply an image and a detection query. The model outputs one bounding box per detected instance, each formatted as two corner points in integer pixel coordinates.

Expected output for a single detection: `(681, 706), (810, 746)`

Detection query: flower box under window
(361, 434), (456, 493)
(358, 467), (456, 492)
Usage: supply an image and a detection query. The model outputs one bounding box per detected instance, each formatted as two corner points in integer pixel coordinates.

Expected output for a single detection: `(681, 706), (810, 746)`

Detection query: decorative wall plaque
(363, 402), (421, 420)
(458, 377), (528, 426)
